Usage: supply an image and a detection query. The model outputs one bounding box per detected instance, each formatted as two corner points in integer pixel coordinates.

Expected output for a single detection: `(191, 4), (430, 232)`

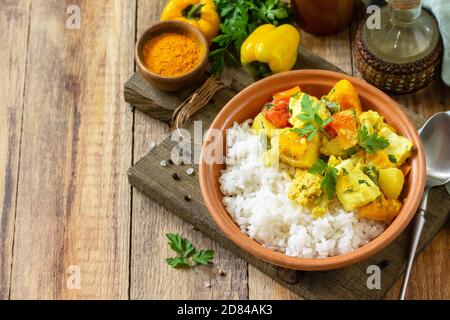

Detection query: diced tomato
(324, 122), (337, 138)
(262, 98), (292, 128)
(329, 112), (356, 133)
(328, 111), (358, 148)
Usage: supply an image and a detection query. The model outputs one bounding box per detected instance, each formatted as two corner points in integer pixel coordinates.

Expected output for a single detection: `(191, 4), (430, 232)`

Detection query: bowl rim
(135, 20), (209, 81)
(199, 69), (426, 271)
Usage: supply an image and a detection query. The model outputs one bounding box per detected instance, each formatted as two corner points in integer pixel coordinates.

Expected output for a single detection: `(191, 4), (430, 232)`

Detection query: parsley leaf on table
(166, 256), (191, 269)
(165, 233), (215, 270)
(308, 159), (338, 200)
(192, 250), (215, 265)
(358, 125), (389, 154)
(166, 233), (196, 258)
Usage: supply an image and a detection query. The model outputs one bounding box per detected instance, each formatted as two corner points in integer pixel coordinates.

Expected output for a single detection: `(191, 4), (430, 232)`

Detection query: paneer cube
(336, 163), (381, 212)
(377, 126), (413, 167)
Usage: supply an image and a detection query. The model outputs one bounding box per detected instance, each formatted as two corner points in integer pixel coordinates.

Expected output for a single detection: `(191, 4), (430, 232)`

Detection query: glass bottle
(364, 0), (439, 64)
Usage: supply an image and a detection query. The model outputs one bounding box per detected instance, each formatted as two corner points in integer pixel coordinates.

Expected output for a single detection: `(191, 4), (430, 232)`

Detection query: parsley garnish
(358, 179), (371, 186)
(321, 98), (340, 114)
(210, 0), (291, 73)
(292, 92), (301, 100)
(344, 146), (358, 157)
(308, 159), (338, 200)
(362, 165), (379, 186)
(264, 102), (274, 110)
(291, 95), (332, 141)
(165, 233), (215, 269)
(358, 125), (389, 154)
(388, 154), (397, 164)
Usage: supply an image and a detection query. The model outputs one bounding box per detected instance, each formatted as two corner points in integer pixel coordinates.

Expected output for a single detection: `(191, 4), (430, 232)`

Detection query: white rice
(219, 121), (385, 258)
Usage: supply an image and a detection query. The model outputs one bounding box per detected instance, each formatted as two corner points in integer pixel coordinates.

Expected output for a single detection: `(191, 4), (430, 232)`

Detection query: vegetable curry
(251, 79), (414, 222)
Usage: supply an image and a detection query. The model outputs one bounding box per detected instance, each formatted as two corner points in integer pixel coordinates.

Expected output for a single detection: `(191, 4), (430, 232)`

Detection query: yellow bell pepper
(241, 24), (301, 76)
(160, 0), (220, 42)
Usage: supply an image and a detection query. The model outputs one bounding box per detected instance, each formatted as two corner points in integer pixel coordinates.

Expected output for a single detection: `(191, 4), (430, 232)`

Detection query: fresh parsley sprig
(291, 95), (332, 141)
(358, 125), (389, 154)
(210, 0), (291, 73)
(165, 233), (215, 269)
(308, 159), (338, 200)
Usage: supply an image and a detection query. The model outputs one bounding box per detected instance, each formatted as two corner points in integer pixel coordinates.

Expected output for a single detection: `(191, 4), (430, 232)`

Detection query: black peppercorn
(378, 259), (389, 269)
(172, 173), (180, 180)
(184, 195), (191, 201)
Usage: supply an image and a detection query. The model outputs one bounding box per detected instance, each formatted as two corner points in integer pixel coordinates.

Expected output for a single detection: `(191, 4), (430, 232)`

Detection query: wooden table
(0, 0), (448, 300)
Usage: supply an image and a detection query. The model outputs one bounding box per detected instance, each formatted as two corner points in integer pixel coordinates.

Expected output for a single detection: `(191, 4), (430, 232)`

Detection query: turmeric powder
(143, 32), (202, 77)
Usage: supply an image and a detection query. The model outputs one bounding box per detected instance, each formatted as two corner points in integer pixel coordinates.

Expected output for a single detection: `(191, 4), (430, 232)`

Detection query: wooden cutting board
(124, 48), (449, 300)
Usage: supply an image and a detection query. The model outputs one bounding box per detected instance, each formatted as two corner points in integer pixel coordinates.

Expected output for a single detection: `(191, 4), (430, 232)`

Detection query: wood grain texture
(129, 0), (248, 300)
(127, 84), (449, 299)
(9, 0), (135, 299)
(0, 0), (31, 299)
(1, 0), (447, 300)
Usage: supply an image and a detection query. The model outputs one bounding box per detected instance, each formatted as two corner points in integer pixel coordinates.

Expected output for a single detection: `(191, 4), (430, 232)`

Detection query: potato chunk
(275, 128), (320, 168)
(252, 112), (277, 137)
(378, 168), (404, 199)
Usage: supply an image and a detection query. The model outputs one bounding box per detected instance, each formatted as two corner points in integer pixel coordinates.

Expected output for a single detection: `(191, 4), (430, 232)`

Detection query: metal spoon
(400, 111), (450, 300)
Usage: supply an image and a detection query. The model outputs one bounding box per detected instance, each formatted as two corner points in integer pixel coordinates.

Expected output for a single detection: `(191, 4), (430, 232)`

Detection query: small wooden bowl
(135, 21), (209, 92)
(199, 70), (426, 271)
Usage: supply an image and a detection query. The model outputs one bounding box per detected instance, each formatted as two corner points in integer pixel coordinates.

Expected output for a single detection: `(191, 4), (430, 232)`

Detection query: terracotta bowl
(135, 20), (209, 92)
(199, 70), (426, 271)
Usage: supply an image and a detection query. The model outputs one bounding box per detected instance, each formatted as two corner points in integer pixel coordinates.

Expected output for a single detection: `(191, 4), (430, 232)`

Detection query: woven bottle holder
(355, 20), (442, 94)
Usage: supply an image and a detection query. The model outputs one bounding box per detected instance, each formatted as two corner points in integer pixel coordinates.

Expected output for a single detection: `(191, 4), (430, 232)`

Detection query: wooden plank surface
(8, 0), (135, 299)
(0, 0), (448, 300)
(129, 0), (248, 300)
(0, 0), (31, 299)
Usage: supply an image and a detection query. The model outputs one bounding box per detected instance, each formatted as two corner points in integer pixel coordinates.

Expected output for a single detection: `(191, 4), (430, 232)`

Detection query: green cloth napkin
(423, 0), (450, 86)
